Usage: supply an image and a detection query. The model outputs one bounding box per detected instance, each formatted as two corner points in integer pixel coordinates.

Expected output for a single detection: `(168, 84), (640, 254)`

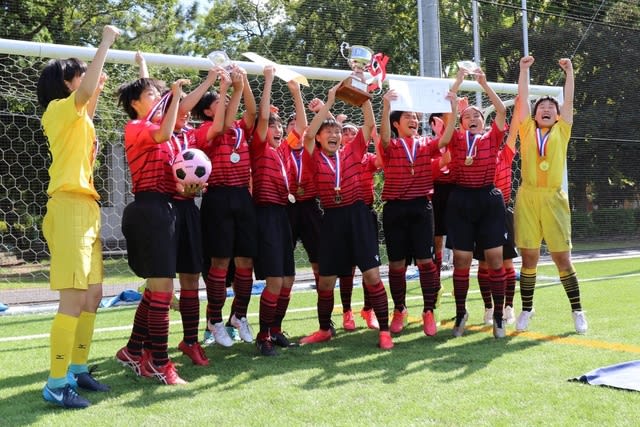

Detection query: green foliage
(591, 208), (638, 237)
(571, 210), (597, 240)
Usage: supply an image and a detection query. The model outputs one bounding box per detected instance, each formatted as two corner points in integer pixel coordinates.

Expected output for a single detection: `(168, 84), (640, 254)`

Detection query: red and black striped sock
(362, 285), (372, 311)
(505, 267), (517, 307)
(178, 289), (200, 345)
(274, 286), (292, 329)
(418, 262), (438, 312)
(366, 281), (389, 331)
(231, 267), (253, 319)
(127, 289), (151, 356)
(453, 268), (470, 321)
(477, 267), (492, 309)
(388, 267), (407, 311)
(489, 267), (506, 322)
(258, 288), (278, 340)
(148, 291), (172, 366)
(204, 267), (227, 324)
(317, 289), (334, 330)
(339, 275), (354, 312)
(434, 251), (443, 280)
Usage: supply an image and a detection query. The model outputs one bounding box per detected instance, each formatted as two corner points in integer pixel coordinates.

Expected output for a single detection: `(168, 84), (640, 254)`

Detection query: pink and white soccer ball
(172, 148), (212, 186)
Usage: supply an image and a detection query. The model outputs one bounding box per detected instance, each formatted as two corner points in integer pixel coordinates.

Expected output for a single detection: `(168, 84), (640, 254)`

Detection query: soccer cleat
(43, 384), (91, 409)
(67, 372), (110, 392)
(342, 310), (356, 331)
(378, 331), (394, 350)
(202, 329), (216, 346)
(299, 329), (333, 345)
(503, 305), (516, 325)
(572, 310), (588, 334)
(493, 317), (506, 338)
(390, 308), (408, 334)
(422, 310), (437, 336)
(230, 314), (254, 343)
(116, 346), (144, 376)
(452, 311), (469, 337)
(516, 308), (535, 332)
(226, 326), (241, 341)
(208, 320), (234, 347)
(256, 338), (278, 356)
(270, 331), (292, 348)
(360, 308), (380, 330)
(178, 340), (209, 366)
(143, 359), (187, 385)
(484, 307), (494, 326)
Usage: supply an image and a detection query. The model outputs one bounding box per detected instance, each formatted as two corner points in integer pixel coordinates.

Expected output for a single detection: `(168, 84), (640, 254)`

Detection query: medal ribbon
(466, 131), (479, 158)
(233, 127), (243, 152)
(144, 92), (172, 123)
(274, 149), (291, 194)
(320, 151), (341, 192)
(536, 128), (550, 158)
(400, 137), (418, 171)
(291, 149), (303, 185)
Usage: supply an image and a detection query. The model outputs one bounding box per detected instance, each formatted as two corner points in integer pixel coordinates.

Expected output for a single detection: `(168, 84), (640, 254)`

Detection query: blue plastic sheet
(572, 360), (640, 392)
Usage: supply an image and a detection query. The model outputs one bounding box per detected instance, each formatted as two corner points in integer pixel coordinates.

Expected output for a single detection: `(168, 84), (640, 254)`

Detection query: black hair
(286, 113), (296, 127)
(428, 112), (443, 136)
(268, 112), (282, 127)
(191, 91), (220, 121)
(36, 58), (87, 108)
(532, 96), (560, 117)
(314, 119), (342, 146)
(389, 110), (407, 137)
(116, 78), (164, 120)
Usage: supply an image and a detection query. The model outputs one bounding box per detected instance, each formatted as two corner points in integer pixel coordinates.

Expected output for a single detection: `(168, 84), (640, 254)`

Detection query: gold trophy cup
(336, 42), (374, 106)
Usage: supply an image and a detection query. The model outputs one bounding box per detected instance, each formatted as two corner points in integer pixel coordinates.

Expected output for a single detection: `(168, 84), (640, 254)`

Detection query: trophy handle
(340, 42), (351, 61)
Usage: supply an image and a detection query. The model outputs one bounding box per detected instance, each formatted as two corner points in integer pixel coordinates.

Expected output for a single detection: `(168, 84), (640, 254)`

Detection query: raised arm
(505, 95), (521, 151)
(135, 51), (149, 78)
(439, 91), (458, 148)
(379, 89), (396, 149)
(476, 68), (506, 130)
(360, 99), (375, 143)
(224, 68), (244, 131)
(180, 67), (220, 117)
(303, 84), (339, 155)
(86, 72), (107, 119)
(75, 25), (120, 110)
(517, 56), (534, 122)
(151, 79), (190, 143)
(240, 67), (257, 128)
(558, 58), (574, 125)
(207, 71), (231, 141)
(255, 65), (276, 142)
(287, 79), (307, 135)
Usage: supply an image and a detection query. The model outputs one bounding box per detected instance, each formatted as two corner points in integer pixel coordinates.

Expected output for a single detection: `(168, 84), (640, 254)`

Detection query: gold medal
(288, 193), (296, 204)
(539, 160), (549, 171)
(335, 194), (342, 204)
(410, 166), (415, 176)
(464, 156), (473, 166)
(296, 187), (304, 196)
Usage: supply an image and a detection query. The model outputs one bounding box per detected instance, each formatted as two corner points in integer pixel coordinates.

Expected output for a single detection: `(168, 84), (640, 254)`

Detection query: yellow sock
(49, 313), (78, 379)
(70, 311), (96, 367)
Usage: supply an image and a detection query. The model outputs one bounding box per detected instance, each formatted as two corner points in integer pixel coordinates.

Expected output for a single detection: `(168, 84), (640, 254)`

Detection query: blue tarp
(571, 360), (640, 392)
(99, 289), (142, 308)
(0, 302), (8, 312)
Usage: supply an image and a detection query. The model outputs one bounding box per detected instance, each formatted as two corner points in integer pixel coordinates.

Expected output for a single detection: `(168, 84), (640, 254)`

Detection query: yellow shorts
(42, 192), (103, 290)
(514, 186), (572, 252)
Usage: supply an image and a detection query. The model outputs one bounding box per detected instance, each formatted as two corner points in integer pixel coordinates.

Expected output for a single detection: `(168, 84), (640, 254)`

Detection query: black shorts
(200, 186), (257, 259)
(432, 182), (455, 236)
(382, 197), (434, 262)
(122, 192), (177, 278)
(287, 198), (322, 263)
(474, 206), (518, 261)
(446, 185), (506, 252)
(318, 200), (381, 277)
(174, 198), (203, 274)
(254, 204), (295, 280)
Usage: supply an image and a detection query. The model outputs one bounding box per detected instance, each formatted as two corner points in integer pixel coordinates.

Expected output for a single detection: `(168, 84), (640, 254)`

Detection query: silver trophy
(336, 42), (373, 106)
(207, 50), (234, 71)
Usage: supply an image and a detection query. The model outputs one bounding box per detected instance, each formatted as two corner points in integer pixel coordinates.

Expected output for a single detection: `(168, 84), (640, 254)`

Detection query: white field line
(1, 272), (638, 344)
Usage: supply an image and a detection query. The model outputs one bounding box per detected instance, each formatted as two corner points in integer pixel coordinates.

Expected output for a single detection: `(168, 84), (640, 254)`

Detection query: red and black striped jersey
(378, 136), (439, 201)
(304, 129), (367, 209)
(360, 152), (379, 206)
(289, 145), (318, 201)
(250, 133), (293, 206)
(495, 143), (515, 204)
(124, 119), (178, 194)
(449, 122), (505, 188)
(201, 119), (251, 188)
